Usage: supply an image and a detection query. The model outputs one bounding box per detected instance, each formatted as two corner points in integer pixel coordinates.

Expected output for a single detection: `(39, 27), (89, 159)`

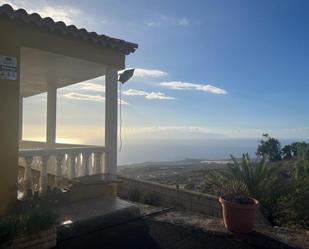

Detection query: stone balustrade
(18, 146), (105, 198)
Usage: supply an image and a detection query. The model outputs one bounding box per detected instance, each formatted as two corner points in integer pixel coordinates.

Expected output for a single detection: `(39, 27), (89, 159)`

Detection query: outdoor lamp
(118, 68), (135, 84)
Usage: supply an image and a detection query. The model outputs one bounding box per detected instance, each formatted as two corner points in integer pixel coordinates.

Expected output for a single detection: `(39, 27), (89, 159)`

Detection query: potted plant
(205, 153), (280, 233)
(0, 211), (58, 249)
(219, 194), (259, 233)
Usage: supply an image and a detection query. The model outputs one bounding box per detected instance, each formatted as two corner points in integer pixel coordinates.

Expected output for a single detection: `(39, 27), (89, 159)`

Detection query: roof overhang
(20, 47), (106, 97)
(0, 4), (138, 55)
(0, 4), (138, 97)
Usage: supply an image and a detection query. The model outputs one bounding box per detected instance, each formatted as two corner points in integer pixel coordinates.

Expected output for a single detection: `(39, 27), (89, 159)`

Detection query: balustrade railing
(18, 146), (105, 198)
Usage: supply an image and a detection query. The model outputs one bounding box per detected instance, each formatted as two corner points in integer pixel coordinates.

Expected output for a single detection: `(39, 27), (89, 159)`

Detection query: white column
(46, 83), (57, 144)
(24, 156), (33, 197)
(55, 155), (64, 188)
(94, 152), (103, 174)
(40, 155), (49, 193)
(69, 154), (77, 179)
(83, 153), (90, 176)
(104, 68), (118, 175)
(19, 97), (23, 140)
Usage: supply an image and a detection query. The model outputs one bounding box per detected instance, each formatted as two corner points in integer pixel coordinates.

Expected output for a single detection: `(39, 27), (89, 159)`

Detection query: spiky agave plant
(205, 154), (281, 207)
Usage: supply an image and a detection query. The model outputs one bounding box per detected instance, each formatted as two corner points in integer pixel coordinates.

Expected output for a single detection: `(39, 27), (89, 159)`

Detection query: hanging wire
(118, 82), (123, 152)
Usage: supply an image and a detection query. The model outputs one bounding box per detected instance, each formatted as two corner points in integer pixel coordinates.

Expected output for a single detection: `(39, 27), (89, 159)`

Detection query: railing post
(94, 152), (103, 175)
(24, 156), (33, 197)
(55, 155), (64, 188)
(83, 153), (90, 176)
(40, 155), (49, 193)
(69, 154), (77, 179)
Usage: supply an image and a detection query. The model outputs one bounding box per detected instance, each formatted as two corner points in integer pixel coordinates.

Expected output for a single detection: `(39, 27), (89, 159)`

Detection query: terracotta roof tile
(0, 4), (138, 55)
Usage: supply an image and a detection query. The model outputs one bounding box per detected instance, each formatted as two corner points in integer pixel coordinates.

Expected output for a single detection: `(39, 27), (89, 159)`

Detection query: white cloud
(160, 81), (228, 95)
(78, 83), (105, 92)
(123, 89), (175, 100)
(146, 21), (155, 27)
(147, 15), (190, 28)
(119, 99), (129, 105)
(145, 92), (175, 100)
(122, 89), (148, 96)
(178, 18), (189, 27)
(64, 92), (104, 102)
(34, 5), (81, 24)
(63, 92), (129, 105)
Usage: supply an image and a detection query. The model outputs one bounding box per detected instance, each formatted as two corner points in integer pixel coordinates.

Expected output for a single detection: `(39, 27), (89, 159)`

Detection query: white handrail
(19, 146), (106, 157)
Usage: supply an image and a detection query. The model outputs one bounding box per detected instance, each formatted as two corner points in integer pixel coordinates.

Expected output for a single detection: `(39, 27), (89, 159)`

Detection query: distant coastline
(118, 138), (304, 165)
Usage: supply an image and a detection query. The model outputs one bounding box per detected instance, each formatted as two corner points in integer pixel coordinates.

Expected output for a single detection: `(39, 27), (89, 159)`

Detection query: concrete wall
(117, 175), (222, 218)
(117, 176), (270, 226)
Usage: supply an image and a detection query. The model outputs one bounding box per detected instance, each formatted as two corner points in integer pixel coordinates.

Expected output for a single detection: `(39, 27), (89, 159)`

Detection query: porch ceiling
(20, 47), (106, 97)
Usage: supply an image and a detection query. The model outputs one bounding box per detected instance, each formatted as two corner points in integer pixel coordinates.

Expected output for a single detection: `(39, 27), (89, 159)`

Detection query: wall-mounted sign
(0, 55), (17, 80)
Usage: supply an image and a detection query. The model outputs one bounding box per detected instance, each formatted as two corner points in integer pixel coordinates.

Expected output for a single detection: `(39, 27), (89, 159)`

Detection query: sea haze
(117, 138), (300, 165)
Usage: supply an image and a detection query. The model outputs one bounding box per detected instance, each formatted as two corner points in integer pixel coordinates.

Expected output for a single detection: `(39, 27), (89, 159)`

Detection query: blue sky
(3, 0), (309, 145)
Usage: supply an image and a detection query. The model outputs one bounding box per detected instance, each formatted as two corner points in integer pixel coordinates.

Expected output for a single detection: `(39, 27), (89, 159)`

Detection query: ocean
(117, 138), (300, 165)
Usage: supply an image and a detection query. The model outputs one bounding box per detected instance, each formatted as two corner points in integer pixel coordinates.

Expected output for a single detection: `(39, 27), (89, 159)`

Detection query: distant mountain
(119, 158), (230, 168)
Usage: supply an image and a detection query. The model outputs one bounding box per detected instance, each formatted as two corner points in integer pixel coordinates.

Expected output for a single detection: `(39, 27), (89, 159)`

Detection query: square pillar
(0, 48), (20, 215)
(104, 67), (118, 176)
(46, 83), (57, 144)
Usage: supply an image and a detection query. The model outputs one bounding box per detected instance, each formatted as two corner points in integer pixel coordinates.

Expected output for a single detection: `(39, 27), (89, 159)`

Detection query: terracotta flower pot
(219, 196), (259, 233)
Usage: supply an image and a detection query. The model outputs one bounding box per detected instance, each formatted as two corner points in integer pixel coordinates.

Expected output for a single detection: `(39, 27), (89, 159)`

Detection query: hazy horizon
(20, 133), (308, 165)
(118, 138), (309, 165)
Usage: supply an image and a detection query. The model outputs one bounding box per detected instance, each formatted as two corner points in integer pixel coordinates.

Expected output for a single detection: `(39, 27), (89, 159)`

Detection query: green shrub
(127, 188), (142, 202)
(143, 192), (160, 206)
(276, 176), (309, 228)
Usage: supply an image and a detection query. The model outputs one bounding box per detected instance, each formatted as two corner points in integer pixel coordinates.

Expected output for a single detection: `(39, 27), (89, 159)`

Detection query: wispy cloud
(145, 92), (175, 100)
(178, 18), (189, 27)
(64, 92), (104, 102)
(123, 89), (175, 100)
(134, 68), (167, 78)
(122, 89), (148, 96)
(33, 5), (81, 24)
(78, 82), (105, 92)
(147, 15), (190, 28)
(146, 21), (155, 27)
(160, 81), (228, 95)
(63, 92), (129, 105)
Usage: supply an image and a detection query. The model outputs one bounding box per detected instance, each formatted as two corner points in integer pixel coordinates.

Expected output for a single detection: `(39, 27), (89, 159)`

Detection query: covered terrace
(0, 4), (137, 215)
